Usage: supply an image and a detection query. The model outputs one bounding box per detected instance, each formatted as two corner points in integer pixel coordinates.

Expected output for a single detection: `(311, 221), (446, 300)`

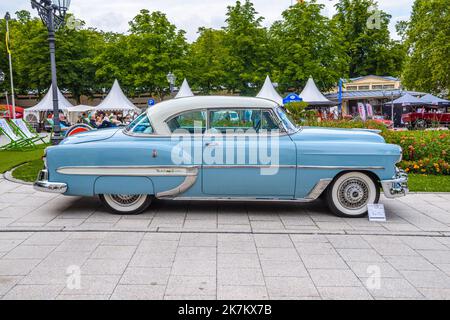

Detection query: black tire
(99, 194), (152, 215)
(326, 172), (380, 218)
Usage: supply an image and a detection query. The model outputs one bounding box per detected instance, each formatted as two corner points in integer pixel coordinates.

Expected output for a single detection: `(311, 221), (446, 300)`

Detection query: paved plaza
(1, 177), (450, 299)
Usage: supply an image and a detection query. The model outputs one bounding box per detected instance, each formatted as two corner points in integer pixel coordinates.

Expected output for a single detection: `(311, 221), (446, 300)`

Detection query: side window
(132, 115), (154, 134)
(208, 109), (279, 133)
(261, 110), (280, 131)
(167, 111), (206, 134)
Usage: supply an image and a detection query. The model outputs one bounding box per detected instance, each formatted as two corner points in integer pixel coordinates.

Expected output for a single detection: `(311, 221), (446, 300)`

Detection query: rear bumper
(33, 169), (67, 194)
(381, 168), (408, 198)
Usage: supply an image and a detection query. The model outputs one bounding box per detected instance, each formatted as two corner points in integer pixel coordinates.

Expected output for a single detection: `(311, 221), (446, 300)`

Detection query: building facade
(326, 75), (424, 121)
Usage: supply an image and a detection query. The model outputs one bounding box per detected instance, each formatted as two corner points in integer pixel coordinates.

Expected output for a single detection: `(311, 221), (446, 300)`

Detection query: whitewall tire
(326, 172), (380, 218)
(99, 194), (152, 215)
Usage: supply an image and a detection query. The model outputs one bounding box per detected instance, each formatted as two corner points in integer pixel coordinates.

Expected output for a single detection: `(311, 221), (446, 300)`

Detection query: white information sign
(368, 204), (386, 222)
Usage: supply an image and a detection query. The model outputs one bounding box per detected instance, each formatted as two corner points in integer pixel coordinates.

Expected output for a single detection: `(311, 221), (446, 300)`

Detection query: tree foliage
(401, 0), (450, 95)
(222, 0), (272, 95)
(333, 0), (405, 78)
(270, 0), (349, 92)
(0, 0), (446, 100)
(187, 28), (229, 94)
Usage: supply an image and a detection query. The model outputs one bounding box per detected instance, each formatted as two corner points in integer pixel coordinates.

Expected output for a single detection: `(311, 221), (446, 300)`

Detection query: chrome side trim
(167, 178), (332, 202)
(304, 178), (333, 200)
(156, 167), (199, 199)
(298, 165), (385, 170)
(170, 197), (312, 203)
(57, 166), (199, 177)
(202, 165), (296, 169)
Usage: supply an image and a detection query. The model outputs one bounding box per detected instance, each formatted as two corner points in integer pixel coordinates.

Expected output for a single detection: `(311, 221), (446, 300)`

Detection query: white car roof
(147, 96), (279, 135)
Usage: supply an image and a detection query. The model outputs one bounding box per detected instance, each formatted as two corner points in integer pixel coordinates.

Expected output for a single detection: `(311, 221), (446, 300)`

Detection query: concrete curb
(2, 165), (33, 186)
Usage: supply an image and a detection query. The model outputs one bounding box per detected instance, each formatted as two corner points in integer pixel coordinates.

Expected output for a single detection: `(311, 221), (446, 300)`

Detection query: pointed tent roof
(24, 85), (74, 114)
(299, 77), (333, 106)
(175, 79), (194, 99)
(420, 93), (450, 106)
(387, 93), (426, 106)
(256, 75), (283, 105)
(95, 79), (139, 112)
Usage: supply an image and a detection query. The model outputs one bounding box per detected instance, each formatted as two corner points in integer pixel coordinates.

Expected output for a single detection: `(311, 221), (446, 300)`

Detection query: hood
(292, 127), (386, 143)
(60, 128), (120, 145)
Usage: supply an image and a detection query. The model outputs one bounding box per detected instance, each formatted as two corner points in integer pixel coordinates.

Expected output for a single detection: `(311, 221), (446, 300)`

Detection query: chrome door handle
(205, 142), (220, 147)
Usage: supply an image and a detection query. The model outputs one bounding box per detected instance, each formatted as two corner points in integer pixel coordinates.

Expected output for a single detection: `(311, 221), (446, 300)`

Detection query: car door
(201, 108), (297, 198)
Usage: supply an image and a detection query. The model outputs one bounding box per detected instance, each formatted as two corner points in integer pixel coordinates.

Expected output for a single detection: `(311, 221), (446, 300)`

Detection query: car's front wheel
(326, 172), (380, 218)
(99, 194), (152, 215)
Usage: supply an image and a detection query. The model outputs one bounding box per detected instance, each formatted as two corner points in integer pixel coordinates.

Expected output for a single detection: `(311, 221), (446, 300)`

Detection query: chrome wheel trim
(337, 178), (370, 210)
(103, 194), (147, 212)
(331, 172), (377, 216)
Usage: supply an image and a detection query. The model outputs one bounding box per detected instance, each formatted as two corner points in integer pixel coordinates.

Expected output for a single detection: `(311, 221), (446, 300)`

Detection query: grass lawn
(408, 174), (450, 192)
(0, 145), (47, 174)
(12, 159), (44, 182)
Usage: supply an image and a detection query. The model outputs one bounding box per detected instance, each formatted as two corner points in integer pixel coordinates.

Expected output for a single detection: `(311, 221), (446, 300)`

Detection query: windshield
(124, 113), (154, 134)
(275, 107), (299, 133)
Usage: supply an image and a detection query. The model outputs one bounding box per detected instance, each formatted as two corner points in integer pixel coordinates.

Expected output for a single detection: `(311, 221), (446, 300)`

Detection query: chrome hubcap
(110, 194), (142, 207)
(338, 178), (369, 210)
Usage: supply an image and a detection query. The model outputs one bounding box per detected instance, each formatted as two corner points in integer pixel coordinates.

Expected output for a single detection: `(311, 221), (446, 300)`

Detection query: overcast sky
(2, 0), (414, 42)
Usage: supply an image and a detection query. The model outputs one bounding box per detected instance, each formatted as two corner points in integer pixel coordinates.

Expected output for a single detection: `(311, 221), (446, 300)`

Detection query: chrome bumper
(34, 169), (67, 194)
(381, 168), (408, 198)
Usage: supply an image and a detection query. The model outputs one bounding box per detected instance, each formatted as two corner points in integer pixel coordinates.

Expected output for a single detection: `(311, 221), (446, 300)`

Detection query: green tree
(186, 28), (229, 94)
(401, 0), (450, 95)
(270, 0), (349, 92)
(223, 0), (272, 94)
(1, 11), (105, 102)
(333, 0), (405, 77)
(126, 10), (188, 99)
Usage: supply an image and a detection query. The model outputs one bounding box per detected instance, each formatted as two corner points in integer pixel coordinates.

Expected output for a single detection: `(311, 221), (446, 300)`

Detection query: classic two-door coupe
(34, 96), (408, 217)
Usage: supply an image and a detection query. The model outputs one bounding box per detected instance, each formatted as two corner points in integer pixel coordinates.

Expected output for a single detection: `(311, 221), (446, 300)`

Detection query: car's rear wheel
(99, 194), (152, 215)
(326, 172), (380, 218)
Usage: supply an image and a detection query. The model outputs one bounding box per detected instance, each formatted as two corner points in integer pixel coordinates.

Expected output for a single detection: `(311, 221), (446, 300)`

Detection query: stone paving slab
(0, 179), (450, 299)
(0, 230), (448, 299)
(1, 179), (450, 235)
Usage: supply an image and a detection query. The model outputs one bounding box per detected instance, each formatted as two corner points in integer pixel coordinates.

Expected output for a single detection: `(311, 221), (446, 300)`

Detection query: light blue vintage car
(34, 96), (408, 217)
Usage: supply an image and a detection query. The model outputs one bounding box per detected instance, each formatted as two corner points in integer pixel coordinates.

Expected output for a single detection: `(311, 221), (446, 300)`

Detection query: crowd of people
(77, 111), (135, 129)
(46, 111), (138, 131)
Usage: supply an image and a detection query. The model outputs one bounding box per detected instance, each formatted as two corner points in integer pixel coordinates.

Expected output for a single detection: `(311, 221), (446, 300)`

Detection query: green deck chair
(10, 118), (47, 145)
(0, 118), (36, 150)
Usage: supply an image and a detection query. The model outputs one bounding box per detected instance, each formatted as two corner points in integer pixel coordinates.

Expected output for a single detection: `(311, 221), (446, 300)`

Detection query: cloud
(3, 0), (414, 41)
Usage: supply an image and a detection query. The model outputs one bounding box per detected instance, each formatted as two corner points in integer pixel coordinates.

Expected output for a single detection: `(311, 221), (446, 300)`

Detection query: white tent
(175, 79), (194, 99)
(24, 85), (74, 121)
(300, 77), (333, 106)
(256, 75), (283, 105)
(95, 79), (140, 113)
(67, 105), (94, 124)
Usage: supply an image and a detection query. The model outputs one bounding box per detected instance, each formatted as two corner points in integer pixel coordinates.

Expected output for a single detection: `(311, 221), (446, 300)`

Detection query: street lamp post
(166, 72), (176, 96)
(5, 13), (16, 119)
(31, 0), (71, 145)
